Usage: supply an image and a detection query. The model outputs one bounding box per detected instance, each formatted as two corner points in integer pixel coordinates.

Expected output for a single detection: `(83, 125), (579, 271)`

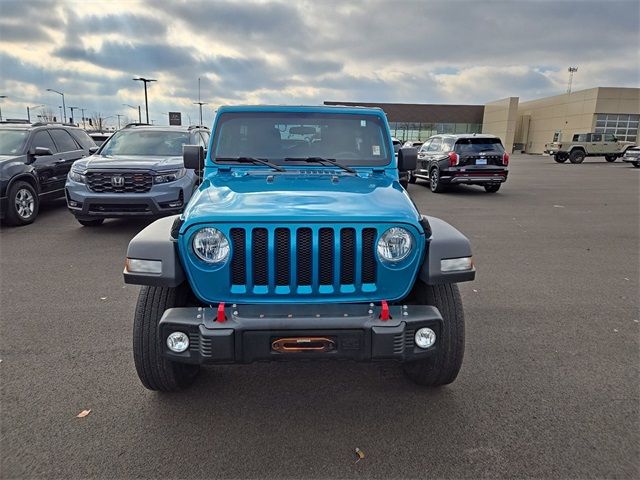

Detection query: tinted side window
(50, 129), (80, 152)
(69, 129), (96, 149)
(442, 139), (455, 152)
(604, 134), (615, 142)
(591, 133), (602, 142)
(420, 140), (431, 152)
(31, 130), (57, 153)
(429, 138), (442, 152)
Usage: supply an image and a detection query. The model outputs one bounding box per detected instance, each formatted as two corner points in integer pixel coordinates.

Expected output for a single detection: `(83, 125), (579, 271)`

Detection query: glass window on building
(594, 114), (638, 143)
(388, 121), (482, 142)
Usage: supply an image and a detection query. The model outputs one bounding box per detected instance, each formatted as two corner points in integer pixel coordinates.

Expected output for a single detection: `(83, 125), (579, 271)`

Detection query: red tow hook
(217, 302), (226, 323)
(380, 300), (391, 321)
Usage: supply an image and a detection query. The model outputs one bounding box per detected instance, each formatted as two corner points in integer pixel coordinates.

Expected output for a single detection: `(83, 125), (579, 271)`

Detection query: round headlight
(377, 227), (413, 262)
(192, 227), (230, 264)
(166, 331), (189, 353)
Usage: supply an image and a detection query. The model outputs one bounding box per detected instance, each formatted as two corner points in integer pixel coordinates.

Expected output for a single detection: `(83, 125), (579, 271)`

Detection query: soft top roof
(216, 104), (386, 117)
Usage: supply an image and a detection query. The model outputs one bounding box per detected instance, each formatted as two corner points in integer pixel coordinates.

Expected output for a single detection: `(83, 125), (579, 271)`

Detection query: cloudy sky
(0, 0), (638, 127)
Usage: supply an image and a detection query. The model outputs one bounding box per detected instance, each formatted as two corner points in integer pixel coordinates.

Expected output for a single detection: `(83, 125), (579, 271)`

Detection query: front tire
(569, 150), (586, 164)
(133, 284), (200, 392)
(483, 184), (501, 193)
(402, 282), (465, 387)
(604, 155), (617, 162)
(429, 168), (446, 193)
(5, 181), (39, 226)
(554, 154), (567, 163)
(633, 162), (640, 168)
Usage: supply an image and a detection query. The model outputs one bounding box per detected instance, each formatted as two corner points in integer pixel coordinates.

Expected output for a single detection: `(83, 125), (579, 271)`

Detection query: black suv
(414, 134), (509, 193)
(0, 122), (97, 225)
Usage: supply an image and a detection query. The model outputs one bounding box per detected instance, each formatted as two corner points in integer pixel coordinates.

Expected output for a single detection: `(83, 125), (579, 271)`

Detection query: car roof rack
(123, 122), (152, 128)
(30, 121), (79, 127)
(0, 119), (30, 124)
(188, 125), (210, 130)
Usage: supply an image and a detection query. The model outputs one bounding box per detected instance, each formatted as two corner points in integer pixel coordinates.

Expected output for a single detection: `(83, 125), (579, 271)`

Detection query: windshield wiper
(283, 157), (357, 174)
(215, 156), (285, 172)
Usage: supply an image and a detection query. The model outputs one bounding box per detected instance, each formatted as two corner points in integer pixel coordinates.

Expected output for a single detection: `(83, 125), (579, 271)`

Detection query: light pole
(567, 67), (578, 94)
(46, 89), (66, 122)
(58, 106), (63, 122)
(132, 77), (156, 124)
(68, 106), (80, 124)
(80, 108), (86, 129)
(193, 77), (207, 126)
(123, 104), (142, 123)
(27, 104), (44, 122)
(0, 95), (6, 121)
(117, 114), (125, 129)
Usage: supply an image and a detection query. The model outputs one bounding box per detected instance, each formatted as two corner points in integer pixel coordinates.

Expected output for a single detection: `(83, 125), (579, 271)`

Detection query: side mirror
(398, 147), (417, 172)
(183, 145), (204, 174)
(33, 146), (53, 157)
(89, 146), (99, 154)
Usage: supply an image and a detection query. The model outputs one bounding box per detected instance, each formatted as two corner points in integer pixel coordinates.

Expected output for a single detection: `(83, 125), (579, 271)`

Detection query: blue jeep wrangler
(123, 105), (476, 391)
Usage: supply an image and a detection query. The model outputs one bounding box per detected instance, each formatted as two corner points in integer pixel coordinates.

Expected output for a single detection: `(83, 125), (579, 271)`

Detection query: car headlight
(377, 227), (413, 262)
(192, 227), (230, 264)
(154, 168), (187, 183)
(68, 169), (86, 184)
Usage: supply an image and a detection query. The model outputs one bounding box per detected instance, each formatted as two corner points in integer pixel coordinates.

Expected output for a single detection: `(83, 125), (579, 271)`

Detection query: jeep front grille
(229, 226), (378, 293)
(86, 171), (153, 193)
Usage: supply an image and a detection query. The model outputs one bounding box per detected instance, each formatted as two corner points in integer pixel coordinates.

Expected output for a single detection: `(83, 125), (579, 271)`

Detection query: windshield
(0, 130), (29, 155)
(455, 138), (504, 154)
(212, 112), (391, 166)
(100, 130), (190, 156)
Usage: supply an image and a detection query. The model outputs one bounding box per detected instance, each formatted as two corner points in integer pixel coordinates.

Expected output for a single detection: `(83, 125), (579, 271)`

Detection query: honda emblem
(111, 175), (125, 187)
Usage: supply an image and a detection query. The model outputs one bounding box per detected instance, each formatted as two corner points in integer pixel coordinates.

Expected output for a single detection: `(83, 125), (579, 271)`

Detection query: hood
(73, 154), (183, 171)
(0, 154), (26, 164)
(182, 170), (421, 225)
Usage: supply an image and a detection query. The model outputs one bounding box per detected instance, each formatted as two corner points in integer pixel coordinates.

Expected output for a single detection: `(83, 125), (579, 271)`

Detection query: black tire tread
(5, 180), (39, 226)
(403, 282), (465, 386)
(133, 285), (199, 391)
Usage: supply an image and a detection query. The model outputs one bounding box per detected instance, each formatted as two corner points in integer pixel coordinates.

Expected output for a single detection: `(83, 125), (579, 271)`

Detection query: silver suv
(65, 124), (209, 226)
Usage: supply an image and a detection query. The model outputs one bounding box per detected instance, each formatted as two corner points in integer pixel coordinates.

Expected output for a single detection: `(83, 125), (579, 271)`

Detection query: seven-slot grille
(86, 171), (153, 193)
(229, 226), (378, 293)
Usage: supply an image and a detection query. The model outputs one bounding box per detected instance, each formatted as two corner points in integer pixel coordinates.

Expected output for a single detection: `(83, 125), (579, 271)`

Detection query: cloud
(0, 0), (637, 121)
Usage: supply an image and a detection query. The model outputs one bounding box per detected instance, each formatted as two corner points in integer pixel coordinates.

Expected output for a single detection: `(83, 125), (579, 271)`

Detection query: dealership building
(325, 86), (639, 154)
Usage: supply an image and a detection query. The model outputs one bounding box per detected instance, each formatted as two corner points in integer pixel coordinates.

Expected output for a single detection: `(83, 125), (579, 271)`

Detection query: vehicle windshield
(455, 138), (504, 154)
(212, 112), (391, 166)
(100, 130), (190, 156)
(0, 130), (29, 155)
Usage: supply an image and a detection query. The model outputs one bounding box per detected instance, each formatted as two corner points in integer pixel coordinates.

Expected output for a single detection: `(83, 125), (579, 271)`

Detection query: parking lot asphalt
(1, 154), (638, 479)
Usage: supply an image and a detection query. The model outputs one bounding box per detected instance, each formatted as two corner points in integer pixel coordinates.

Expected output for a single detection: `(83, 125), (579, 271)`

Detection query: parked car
(88, 132), (112, 146)
(544, 133), (635, 163)
(621, 146), (640, 168)
(123, 105), (476, 392)
(414, 134), (508, 193)
(403, 140), (424, 149)
(0, 121), (97, 226)
(65, 124), (209, 226)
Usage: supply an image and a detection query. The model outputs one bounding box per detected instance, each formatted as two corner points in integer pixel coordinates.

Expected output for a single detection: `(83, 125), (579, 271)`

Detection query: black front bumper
(159, 303), (443, 364)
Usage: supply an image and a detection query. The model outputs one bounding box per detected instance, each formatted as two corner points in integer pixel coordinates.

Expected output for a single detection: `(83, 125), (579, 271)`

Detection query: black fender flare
(123, 215), (185, 287)
(419, 215), (476, 285)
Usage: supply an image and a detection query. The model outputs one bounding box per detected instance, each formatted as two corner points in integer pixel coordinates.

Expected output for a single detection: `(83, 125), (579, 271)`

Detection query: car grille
(86, 171), (153, 193)
(229, 226), (378, 294)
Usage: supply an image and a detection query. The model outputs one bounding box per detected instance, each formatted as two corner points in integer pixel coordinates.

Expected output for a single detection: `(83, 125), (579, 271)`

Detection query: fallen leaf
(473, 289), (478, 293)
(100, 297), (107, 301)
(76, 409), (91, 418)
(355, 447), (365, 463)
(613, 329), (618, 333)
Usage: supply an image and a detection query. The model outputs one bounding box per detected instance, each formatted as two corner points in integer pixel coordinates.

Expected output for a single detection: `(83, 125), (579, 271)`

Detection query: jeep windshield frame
(210, 111), (392, 167)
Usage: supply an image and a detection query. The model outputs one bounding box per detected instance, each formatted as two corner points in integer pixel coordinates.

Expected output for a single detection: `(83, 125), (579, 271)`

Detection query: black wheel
(4, 180), (39, 226)
(402, 282), (465, 386)
(409, 171), (417, 184)
(633, 162), (640, 168)
(569, 150), (585, 164)
(604, 155), (617, 162)
(554, 154), (567, 163)
(483, 184), (501, 193)
(133, 284), (200, 392)
(429, 168), (446, 193)
(77, 218), (104, 227)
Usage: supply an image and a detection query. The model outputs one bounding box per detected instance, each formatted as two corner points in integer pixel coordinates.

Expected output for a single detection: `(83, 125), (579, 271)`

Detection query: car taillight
(448, 151), (459, 166)
(502, 152), (509, 166)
